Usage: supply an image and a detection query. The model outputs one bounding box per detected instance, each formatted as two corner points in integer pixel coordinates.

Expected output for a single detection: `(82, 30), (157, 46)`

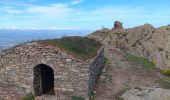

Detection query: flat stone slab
(122, 87), (170, 100)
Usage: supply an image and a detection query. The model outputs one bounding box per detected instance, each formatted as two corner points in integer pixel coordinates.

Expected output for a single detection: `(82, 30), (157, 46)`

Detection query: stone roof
(0, 36), (103, 60)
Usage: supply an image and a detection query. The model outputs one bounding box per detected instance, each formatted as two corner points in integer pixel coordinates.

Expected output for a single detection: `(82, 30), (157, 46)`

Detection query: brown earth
(93, 46), (170, 100)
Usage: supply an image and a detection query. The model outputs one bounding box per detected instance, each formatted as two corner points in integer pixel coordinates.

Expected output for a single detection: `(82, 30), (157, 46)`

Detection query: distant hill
(0, 29), (91, 51)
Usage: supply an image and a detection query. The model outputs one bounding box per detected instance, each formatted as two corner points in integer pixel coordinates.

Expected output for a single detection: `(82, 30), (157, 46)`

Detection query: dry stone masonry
(0, 42), (104, 100)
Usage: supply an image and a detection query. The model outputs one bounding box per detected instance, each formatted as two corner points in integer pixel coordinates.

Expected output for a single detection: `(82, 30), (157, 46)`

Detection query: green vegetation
(71, 96), (84, 100)
(37, 36), (102, 59)
(115, 85), (129, 100)
(118, 97), (124, 100)
(166, 27), (170, 31)
(124, 53), (155, 71)
(104, 57), (110, 64)
(21, 94), (34, 100)
(89, 91), (96, 100)
(161, 69), (170, 76)
(155, 79), (170, 89)
(160, 26), (170, 31)
(123, 84), (130, 92)
(114, 32), (122, 36)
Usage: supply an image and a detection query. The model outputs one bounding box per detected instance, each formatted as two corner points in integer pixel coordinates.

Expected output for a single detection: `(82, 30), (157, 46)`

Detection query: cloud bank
(0, 0), (169, 29)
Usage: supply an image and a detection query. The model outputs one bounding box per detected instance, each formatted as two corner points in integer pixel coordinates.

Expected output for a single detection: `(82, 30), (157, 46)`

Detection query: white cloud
(0, 6), (24, 14)
(26, 3), (75, 19)
(71, 0), (84, 5)
(0, 1), (170, 29)
(70, 6), (143, 21)
(0, 2), (142, 21)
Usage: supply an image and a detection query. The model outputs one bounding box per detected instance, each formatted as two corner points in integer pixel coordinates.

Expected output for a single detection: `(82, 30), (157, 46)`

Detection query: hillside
(87, 21), (170, 100)
(88, 22), (170, 70)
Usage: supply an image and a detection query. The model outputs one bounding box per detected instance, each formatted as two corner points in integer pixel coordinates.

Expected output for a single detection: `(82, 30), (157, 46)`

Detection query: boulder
(122, 87), (170, 100)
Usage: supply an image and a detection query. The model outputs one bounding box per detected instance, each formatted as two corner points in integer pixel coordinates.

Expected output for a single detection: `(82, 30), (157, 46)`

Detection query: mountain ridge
(87, 21), (170, 69)
(87, 21), (170, 100)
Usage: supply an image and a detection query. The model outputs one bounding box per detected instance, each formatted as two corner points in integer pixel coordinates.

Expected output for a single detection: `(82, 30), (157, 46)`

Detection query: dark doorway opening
(33, 64), (55, 96)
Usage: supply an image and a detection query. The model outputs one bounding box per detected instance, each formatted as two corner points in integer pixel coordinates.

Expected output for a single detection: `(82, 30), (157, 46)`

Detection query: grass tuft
(104, 57), (110, 65)
(114, 32), (122, 36)
(89, 91), (96, 100)
(161, 69), (170, 76)
(21, 94), (34, 100)
(71, 96), (84, 100)
(124, 53), (155, 71)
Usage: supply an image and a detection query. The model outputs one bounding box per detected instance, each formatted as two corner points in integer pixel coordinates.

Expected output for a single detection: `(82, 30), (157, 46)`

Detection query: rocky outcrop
(118, 25), (170, 69)
(87, 22), (170, 100)
(122, 87), (170, 100)
(88, 22), (170, 69)
(87, 28), (116, 47)
(111, 21), (123, 32)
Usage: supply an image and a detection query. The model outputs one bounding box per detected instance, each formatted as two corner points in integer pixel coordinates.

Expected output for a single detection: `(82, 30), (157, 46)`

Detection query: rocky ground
(93, 46), (170, 100)
(87, 21), (170, 100)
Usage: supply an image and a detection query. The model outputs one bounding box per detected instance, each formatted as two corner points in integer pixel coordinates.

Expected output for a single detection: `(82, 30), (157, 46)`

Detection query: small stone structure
(0, 42), (104, 100)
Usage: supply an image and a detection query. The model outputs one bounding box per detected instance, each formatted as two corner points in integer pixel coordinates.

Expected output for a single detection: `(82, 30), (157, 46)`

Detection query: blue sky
(0, 0), (170, 30)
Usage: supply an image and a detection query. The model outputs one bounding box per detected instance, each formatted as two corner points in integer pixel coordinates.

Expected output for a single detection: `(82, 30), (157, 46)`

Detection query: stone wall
(89, 47), (104, 94)
(0, 42), (104, 100)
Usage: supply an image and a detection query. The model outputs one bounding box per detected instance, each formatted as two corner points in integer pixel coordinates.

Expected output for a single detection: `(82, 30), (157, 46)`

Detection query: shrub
(124, 53), (155, 71)
(71, 96), (84, 100)
(21, 94), (34, 100)
(161, 69), (170, 76)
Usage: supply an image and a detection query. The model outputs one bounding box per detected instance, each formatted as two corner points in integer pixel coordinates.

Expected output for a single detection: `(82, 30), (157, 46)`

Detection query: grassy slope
(124, 53), (155, 71)
(37, 36), (102, 59)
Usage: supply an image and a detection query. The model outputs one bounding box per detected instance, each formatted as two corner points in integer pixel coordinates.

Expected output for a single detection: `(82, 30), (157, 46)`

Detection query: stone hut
(0, 37), (104, 100)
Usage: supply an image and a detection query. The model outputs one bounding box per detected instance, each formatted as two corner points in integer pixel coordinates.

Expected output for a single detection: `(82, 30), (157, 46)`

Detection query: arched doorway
(33, 64), (55, 96)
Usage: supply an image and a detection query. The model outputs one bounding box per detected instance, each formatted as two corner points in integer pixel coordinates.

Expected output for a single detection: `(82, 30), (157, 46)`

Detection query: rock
(87, 28), (115, 47)
(66, 59), (72, 62)
(118, 23), (170, 69)
(111, 21), (123, 32)
(126, 24), (155, 47)
(87, 21), (170, 69)
(26, 42), (38, 46)
(122, 87), (170, 100)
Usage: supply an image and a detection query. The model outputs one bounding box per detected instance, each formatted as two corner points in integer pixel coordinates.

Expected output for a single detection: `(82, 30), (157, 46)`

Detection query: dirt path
(94, 47), (169, 100)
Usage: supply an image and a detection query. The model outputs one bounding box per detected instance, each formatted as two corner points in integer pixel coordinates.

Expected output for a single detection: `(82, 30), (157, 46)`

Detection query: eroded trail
(94, 47), (169, 100)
